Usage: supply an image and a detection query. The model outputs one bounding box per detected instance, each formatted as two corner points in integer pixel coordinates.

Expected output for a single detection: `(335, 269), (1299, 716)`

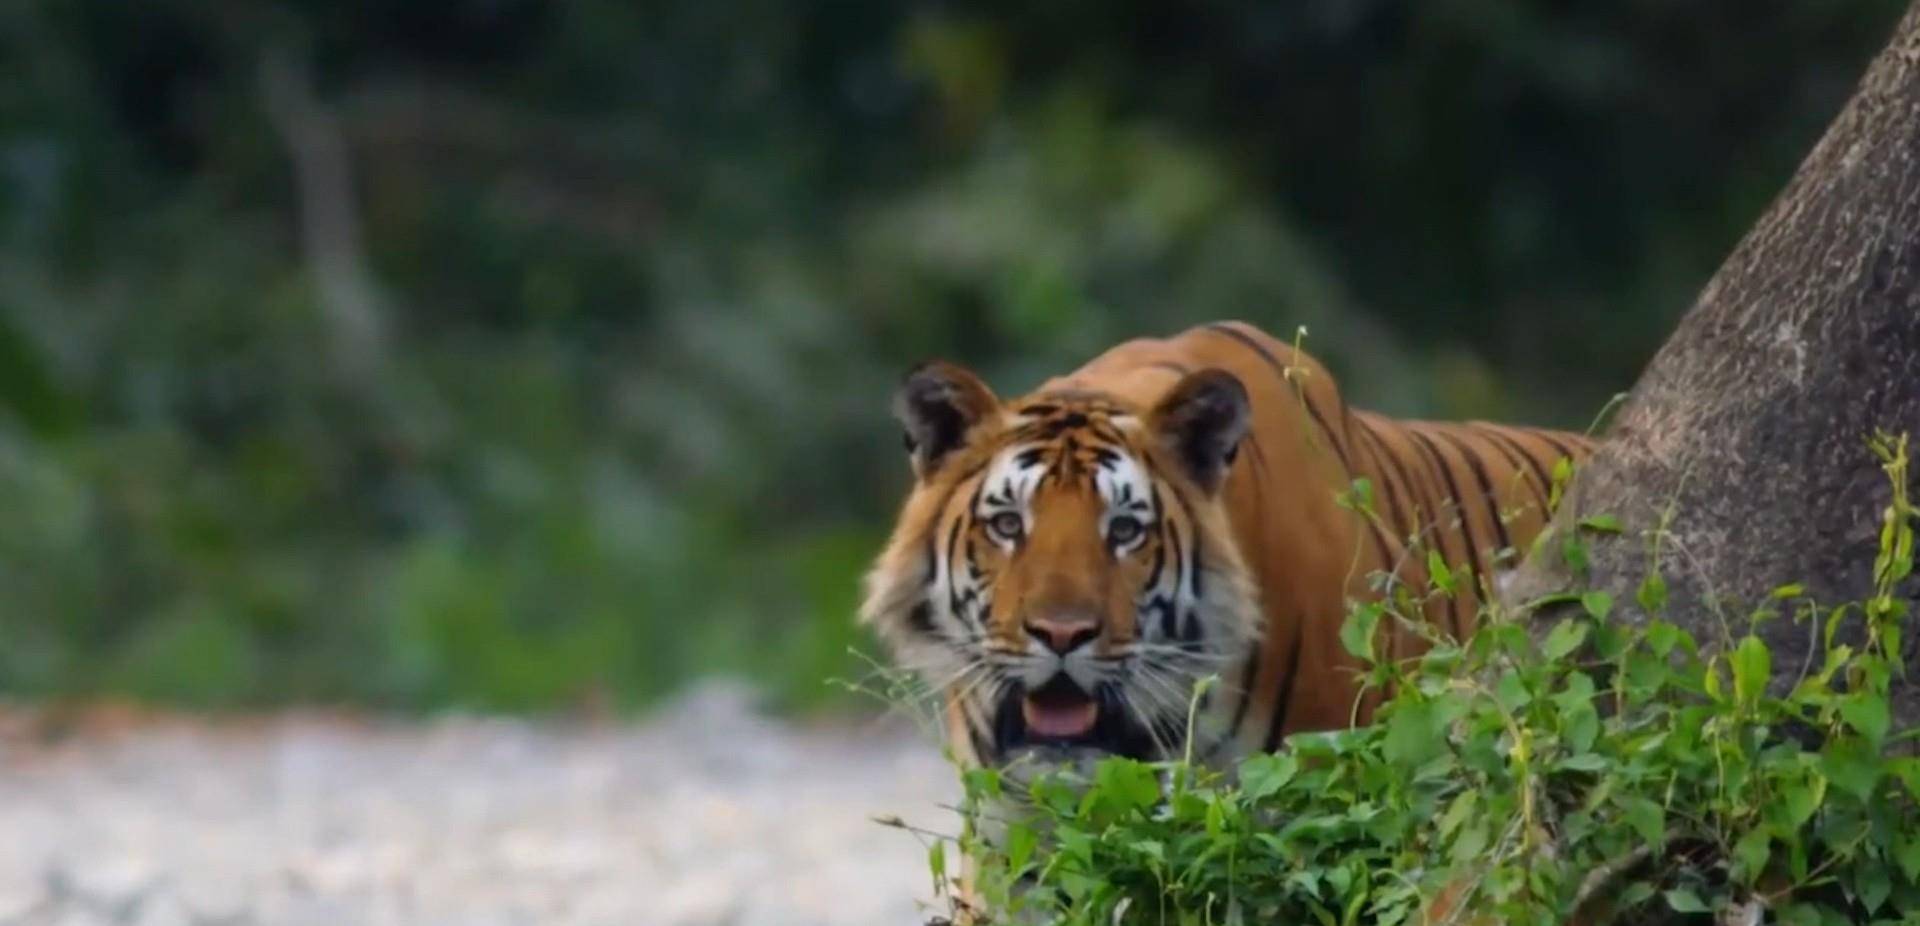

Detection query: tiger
(859, 320), (1595, 771)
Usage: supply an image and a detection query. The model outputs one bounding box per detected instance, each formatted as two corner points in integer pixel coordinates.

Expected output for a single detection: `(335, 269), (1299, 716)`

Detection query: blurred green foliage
(0, 0), (1904, 713)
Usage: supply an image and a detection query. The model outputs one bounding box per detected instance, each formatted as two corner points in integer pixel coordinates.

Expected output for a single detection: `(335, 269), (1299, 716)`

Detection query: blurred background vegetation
(0, 1), (1903, 715)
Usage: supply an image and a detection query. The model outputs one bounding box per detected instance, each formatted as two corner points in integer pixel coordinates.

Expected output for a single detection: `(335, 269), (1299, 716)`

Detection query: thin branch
(259, 47), (390, 378)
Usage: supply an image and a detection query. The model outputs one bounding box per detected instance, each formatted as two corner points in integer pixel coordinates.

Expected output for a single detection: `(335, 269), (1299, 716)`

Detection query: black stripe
(907, 602), (937, 637)
(922, 462), (986, 609)
(1188, 532), (1204, 600)
(944, 512), (966, 570)
(1162, 519), (1185, 640)
(1227, 652), (1261, 740)
(1488, 425), (1561, 491)
(1524, 427), (1583, 469)
(1242, 433), (1271, 533)
(1429, 427), (1514, 555)
(1202, 323), (1355, 474)
(1354, 415), (1418, 538)
(1476, 426), (1555, 516)
(1407, 427), (1492, 572)
(1373, 420), (1441, 552)
(1159, 485), (1216, 650)
(1413, 426), (1482, 637)
(1387, 420), (1464, 631)
(1402, 428), (1472, 637)
(1153, 597), (1180, 640)
(1338, 401), (1363, 477)
(930, 458), (995, 560)
(1301, 390), (1355, 474)
(1351, 416), (1443, 610)
(965, 703), (997, 764)
(1261, 637), (1303, 752)
(948, 485), (980, 623)
(1085, 419), (1128, 445)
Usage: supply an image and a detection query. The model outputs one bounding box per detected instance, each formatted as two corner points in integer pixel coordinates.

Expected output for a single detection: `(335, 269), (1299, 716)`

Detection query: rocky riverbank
(0, 684), (956, 926)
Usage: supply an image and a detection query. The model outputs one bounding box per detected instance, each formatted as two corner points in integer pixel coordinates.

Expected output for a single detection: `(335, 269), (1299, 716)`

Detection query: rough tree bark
(1503, 3), (1920, 720)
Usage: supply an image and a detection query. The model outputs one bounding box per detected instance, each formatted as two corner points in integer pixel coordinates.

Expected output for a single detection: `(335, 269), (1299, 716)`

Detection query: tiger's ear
(894, 360), (1001, 480)
(1150, 368), (1250, 494)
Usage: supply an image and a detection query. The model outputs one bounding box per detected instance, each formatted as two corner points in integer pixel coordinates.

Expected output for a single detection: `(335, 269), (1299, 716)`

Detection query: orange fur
(863, 321), (1594, 767)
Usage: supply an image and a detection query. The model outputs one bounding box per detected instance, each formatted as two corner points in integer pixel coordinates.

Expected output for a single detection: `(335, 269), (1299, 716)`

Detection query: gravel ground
(0, 684), (958, 926)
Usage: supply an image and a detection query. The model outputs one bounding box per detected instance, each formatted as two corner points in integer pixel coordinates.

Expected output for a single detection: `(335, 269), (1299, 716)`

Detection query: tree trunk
(1503, 2), (1920, 720)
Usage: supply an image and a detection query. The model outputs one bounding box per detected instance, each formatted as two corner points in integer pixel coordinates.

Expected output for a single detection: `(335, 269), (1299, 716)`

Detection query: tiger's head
(861, 361), (1262, 767)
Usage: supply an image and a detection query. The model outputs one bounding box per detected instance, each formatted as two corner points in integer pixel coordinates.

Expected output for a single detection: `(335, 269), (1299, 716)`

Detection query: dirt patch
(0, 684), (956, 926)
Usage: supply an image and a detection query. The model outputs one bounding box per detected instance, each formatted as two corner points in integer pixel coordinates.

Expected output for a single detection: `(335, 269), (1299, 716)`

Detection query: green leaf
(1427, 548), (1455, 596)
(1732, 634), (1771, 706)
(1580, 591), (1613, 620)
(1338, 477), (1375, 514)
(1772, 583), (1807, 599)
(1561, 534), (1589, 576)
(1342, 884), (1367, 926)
(1775, 902), (1824, 926)
(1340, 605), (1382, 662)
(1556, 752), (1607, 772)
(1562, 702), (1600, 754)
(1856, 859), (1892, 914)
(1645, 619), (1680, 656)
(1239, 753), (1299, 801)
(1840, 692), (1891, 747)
(1637, 572), (1668, 615)
(962, 766), (1003, 799)
(1621, 796), (1665, 846)
(1820, 736), (1883, 802)
(1578, 514), (1623, 533)
(1382, 699), (1446, 766)
(1451, 822), (1489, 863)
(1542, 618), (1589, 660)
(1896, 835), (1920, 883)
(1495, 672), (1532, 712)
(1006, 824), (1037, 875)
(1890, 757), (1920, 800)
(1778, 775), (1825, 827)
(1732, 828), (1771, 882)
(1131, 838), (1166, 865)
(1325, 865), (1353, 898)
(928, 839), (947, 883)
(1095, 758), (1164, 813)
(1551, 455), (1575, 497)
(1664, 888), (1709, 913)
(1436, 791), (1477, 839)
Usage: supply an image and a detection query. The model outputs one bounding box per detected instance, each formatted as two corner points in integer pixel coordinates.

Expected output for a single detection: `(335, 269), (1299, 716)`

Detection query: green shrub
(916, 433), (1920, 925)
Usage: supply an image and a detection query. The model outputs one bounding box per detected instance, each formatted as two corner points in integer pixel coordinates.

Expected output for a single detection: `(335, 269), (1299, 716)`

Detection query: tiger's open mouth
(992, 676), (1159, 761)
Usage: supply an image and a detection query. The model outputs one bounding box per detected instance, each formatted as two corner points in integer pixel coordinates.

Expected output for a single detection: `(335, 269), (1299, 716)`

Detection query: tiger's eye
(1108, 515), (1143, 545)
(988, 511), (1024, 540)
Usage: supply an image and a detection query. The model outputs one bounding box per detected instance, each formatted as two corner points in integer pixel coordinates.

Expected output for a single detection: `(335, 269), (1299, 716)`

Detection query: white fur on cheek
(862, 446), (1053, 695)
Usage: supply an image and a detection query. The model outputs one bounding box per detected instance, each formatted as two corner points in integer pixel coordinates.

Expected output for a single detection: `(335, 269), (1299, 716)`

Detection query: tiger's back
(1026, 321), (1592, 743)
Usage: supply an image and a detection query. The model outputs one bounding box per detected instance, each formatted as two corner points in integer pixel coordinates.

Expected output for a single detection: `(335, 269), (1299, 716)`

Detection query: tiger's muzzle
(991, 675), (1160, 763)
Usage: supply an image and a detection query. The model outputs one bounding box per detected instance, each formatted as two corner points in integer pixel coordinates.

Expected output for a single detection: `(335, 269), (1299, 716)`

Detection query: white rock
(0, 686), (957, 926)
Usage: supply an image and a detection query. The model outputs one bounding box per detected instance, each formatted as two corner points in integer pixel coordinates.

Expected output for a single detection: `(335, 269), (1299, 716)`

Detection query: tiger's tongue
(1022, 692), (1098, 739)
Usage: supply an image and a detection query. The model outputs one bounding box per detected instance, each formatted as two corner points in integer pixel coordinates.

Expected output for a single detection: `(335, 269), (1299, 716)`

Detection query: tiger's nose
(1025, 616), (1099, 655)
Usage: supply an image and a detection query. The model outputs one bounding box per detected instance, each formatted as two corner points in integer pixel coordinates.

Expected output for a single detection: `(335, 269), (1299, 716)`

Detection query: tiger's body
(862, 320), (1594, 769)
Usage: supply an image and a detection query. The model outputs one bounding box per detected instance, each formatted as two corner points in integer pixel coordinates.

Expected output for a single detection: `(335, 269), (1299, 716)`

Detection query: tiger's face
(862, 362), (1262, 767)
